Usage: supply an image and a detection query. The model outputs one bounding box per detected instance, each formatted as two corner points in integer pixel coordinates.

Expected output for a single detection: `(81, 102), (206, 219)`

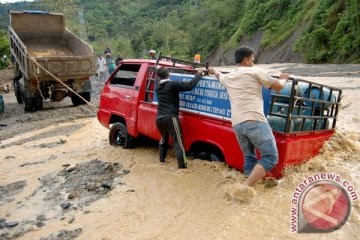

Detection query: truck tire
(109, 122), (132, 149)
(14, 79), (23, 104)
(71, 92), (91, 106)
(191, 144), (224, 162)
(35, 96), (43, 110)
(24, 98), (35, 112)
(24, 96), (43, 112)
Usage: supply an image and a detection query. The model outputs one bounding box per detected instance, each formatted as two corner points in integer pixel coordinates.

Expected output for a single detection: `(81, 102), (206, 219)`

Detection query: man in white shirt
(97, 54), (107, 82)
(209, 46), (289, 199)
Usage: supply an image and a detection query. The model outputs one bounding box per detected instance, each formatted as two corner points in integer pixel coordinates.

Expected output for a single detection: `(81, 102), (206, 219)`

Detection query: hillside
(0, 0), (359, 64)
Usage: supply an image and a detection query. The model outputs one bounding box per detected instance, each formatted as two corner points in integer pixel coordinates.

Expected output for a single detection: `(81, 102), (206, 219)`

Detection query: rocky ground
(0, 159), (130, 240)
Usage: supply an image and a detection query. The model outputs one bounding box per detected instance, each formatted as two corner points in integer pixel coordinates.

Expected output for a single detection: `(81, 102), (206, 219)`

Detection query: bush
(0, 30), (10, 69)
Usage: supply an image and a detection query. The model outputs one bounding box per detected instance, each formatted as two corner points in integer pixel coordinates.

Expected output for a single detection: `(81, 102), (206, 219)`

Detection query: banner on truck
(153, 73), (271, 120)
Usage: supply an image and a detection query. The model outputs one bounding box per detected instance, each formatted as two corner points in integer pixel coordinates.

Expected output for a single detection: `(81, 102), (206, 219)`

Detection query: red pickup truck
(97, 57), (342, 178)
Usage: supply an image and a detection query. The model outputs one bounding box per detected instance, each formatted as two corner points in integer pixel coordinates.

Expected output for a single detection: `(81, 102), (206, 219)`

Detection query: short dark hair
(235, 46), (255, 64)
(157, 67), (169, 79)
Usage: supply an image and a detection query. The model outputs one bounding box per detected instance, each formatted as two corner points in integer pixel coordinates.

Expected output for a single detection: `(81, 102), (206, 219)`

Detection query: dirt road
(0, 65), (360, 240)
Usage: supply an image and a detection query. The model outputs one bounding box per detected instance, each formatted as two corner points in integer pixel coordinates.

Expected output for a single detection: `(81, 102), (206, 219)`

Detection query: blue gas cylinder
(268, 115), (297, 132)
(304, 86), (337, 108)
(271, 82), (304, 104)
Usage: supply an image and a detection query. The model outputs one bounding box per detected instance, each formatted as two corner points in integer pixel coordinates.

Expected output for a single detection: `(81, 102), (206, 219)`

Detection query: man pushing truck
(155, 66), (205, 169)
(209, 46), (289, 199)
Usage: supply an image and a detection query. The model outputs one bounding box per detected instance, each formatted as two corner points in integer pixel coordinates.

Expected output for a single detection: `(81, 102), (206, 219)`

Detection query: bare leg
(244, 164), (267, 187)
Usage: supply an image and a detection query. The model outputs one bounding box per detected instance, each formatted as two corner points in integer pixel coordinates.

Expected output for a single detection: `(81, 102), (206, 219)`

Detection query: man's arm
(175, 69), (204, 91)
(269, 73), (290, 91)
(208, 68), (221, 80)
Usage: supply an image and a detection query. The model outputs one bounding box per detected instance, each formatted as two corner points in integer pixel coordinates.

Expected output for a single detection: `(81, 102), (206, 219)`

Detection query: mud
(0, 159), (128, 240)
(39, 228), (83, 240)
(0, 181), (26, 204)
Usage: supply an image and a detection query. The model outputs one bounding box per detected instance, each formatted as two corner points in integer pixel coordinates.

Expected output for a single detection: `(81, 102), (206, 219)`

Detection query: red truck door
(107, 63), (142, 119)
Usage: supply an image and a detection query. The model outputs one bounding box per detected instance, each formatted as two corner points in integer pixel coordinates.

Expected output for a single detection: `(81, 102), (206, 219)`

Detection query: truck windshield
(110, 64), (141, 87)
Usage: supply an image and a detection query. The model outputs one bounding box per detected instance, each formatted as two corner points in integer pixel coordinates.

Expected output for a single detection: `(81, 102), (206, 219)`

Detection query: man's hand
(208, 67), (216, 75)
(279, 73), (290, 80)
(197, 68), (205, 75)
(270, 72), (290, 91)
(207, 67), (221, 80)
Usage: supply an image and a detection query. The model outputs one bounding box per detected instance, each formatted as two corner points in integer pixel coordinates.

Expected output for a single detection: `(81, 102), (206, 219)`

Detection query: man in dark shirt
(156, 67), (204, 168)
(104, 46), (111, 55)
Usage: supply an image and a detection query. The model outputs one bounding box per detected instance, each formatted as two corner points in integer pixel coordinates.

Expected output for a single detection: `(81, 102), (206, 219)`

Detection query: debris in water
(39, 228), (83, 240)
(101, 181), (111, 189)
(65, 164), (76, 172)
(5, 221), (19, 228)
(60, 202), (71, 210)
(67, 191), (77, 200)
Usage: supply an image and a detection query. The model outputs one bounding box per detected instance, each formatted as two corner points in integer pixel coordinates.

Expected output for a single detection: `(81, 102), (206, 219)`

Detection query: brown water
(1, 70), (360, 239)
(0, 119), (358, 240)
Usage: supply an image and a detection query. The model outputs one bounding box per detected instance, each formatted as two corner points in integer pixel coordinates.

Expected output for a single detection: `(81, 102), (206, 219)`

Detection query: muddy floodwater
(0, 64), (360, 240)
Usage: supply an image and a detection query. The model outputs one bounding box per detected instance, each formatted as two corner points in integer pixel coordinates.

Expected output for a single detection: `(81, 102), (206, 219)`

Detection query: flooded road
(0, 65), (360, 239)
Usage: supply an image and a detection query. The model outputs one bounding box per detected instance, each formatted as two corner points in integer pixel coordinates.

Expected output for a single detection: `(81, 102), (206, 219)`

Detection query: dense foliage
(0, 0), (359, 67)
(0, 30), (10, 69)
(0, 2), (31, 69)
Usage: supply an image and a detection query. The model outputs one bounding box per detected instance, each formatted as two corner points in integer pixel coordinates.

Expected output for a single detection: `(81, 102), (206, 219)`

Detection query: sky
(0, 0), (35, 3)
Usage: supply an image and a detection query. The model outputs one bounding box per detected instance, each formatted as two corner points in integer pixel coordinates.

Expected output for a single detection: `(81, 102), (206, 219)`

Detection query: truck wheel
(191, 144), (224, 162)
(193, 151), (223, 162)
(24, 98), (35, 112)
(71, 92), (91, 106)
(24, 97), (43, 112)
(109, 122), (132, 149)
(14, 80), (23, 104)
(35, 96), (43, 110)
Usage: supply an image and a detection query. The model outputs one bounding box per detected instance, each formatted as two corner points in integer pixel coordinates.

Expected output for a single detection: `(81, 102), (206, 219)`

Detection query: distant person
(104, 45), (111, 55)
(105, 53), (116, 75)
(115, 55), (123, 66)
(155, 66), (205, 168)
(0, 84), (9, 113)
(208, 46), (289, 198)
(149, 49), (156, 60)
(97, 54), (107, 82)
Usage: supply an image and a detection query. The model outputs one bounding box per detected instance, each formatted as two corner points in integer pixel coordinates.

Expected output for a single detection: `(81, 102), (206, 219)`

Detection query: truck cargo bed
(26, 41), (74, 57)
(9, 11), (95, 79)
(8, 10), (95, 111)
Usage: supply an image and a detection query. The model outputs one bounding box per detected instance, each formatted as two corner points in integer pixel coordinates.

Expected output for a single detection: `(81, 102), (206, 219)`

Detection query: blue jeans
(233, 121), (278, 177)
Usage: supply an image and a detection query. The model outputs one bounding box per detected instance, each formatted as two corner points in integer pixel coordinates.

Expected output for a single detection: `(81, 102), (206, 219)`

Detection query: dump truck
(9, 10), (96, 111)
(97, 56), (342, 178)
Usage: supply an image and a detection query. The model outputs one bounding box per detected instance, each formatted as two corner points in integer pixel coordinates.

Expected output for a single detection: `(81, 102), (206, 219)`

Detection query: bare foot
(225, 183), (255, 203)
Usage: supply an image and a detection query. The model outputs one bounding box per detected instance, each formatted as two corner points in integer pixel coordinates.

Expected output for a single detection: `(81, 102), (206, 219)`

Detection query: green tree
(1, 0), (359, 63)
(0, 30), (10, 69)
(33, 0), (80, 34)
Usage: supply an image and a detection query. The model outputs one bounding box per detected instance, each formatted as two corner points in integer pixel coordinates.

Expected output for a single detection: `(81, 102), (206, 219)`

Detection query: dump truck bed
(9, 11), (95, 80)
(25, 41), (74, 58)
